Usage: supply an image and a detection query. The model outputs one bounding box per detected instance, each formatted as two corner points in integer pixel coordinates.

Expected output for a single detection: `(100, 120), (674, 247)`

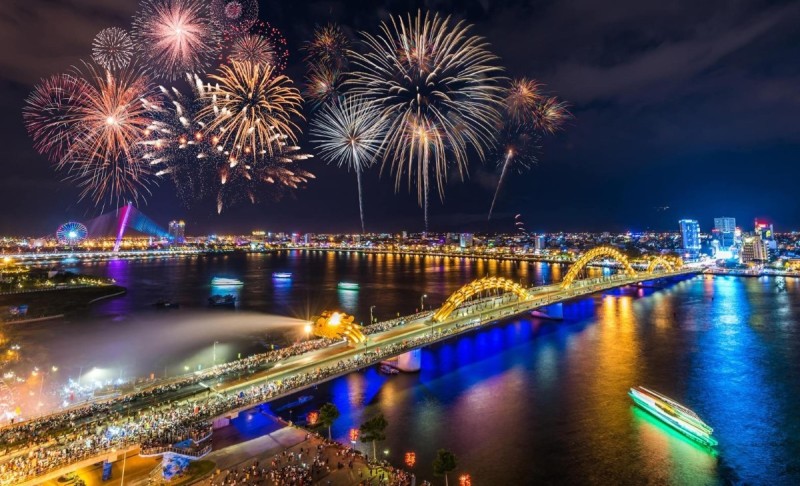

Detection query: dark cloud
(0, 0), (798, 235)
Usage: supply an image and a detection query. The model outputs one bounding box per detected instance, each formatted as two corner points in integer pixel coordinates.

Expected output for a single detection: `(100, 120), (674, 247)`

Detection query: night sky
(1, 0), (798, 236)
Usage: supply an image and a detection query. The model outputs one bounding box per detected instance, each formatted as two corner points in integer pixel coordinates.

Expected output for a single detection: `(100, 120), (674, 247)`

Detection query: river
(2, 251), (798, 484)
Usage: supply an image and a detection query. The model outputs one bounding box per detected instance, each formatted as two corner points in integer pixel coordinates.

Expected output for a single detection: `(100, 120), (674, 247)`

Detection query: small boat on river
(211, 277), (244, 286)
(338, 281), (359, 290)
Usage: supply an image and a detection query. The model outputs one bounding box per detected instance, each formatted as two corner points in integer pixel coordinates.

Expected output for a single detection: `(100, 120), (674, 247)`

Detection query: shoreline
(1, 285), (127, 324)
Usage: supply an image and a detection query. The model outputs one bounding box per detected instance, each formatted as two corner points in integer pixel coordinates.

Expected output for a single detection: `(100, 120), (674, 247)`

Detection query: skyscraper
(713, 217), (736, 248)
(168, 220), (185, 245)
(679, 219), (701, 260)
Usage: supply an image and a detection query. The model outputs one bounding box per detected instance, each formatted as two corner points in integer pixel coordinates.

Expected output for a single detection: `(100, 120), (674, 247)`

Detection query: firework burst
(534, 96), (571, 134)
(349, 10), (504, 229)
(303, 23), (350, 70)
(505, 78), (544, 126)
(229, 33), (276, 66)
(55, 63), (162, 206)
(146, 74), (311, 212)
(132, 0), (220, 81)
(197, 60), (304, 165)
(92, 27), (135, 71)
(210, 0), (258, 34)
(23, 74), (92, 164)
(310, 96), (386, 231)
(488, 80), (571, 219)
(303, 66), (345, 108)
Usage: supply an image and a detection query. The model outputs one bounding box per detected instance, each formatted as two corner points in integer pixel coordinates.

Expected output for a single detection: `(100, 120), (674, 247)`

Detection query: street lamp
(304, 323), (312, 341)
(212, 341), (219, 365)
(370, 305), (376, 324)
(420, 294), (427, 312)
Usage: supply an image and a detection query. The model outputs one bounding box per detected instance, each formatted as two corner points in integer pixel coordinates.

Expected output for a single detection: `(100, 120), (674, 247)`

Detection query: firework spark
(197, 61), (304, 165)
(132, 0), (220, 81)
(48, 63), (163, 206)
(92, 27), (135, 71)
(23, 74), (92, 164)
(310, 96), (386, 231)
(349, 10), (504, 229)
(303, 23), (350, 70)
(229, 33), (276, 66)
(214, 137), (314, 213)
(210, 0), (258, 34)
(303, 66), (345, 108)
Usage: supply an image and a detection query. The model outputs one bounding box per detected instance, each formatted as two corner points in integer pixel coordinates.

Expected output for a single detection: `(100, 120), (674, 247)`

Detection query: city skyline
(1, 0), (799, 234)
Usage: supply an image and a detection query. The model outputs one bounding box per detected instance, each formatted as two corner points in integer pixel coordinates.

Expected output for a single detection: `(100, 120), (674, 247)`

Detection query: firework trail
(488, 78), (571, 220)
(303, 23), (350, 70)
(349, 10), (503, 230)
(197, 60), (304, 165)
(92, 27), (135, 71)
(310, 95), (386, 232)
(132, 0), (220, 81)
(209, 0), (258, 34)
(488, 124), (540, 220)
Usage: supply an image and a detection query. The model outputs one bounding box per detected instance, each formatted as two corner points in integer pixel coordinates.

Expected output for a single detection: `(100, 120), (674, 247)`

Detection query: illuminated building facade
(679, 219), (701, 260)
(168, 220), (186, 245)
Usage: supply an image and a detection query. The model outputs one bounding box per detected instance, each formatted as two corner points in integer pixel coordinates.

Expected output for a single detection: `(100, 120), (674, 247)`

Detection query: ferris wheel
(56, 222), (88, 245)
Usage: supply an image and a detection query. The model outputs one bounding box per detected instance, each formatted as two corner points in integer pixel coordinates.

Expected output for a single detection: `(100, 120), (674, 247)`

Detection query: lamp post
(420, 294), (427, 312)
(304, 323), (312, 341)
(370, 305), (376, 324)
(213, 341), (219, 366)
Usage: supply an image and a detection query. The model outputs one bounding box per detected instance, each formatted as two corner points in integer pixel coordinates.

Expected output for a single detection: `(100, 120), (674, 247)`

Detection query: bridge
(0, 247), (695, 485)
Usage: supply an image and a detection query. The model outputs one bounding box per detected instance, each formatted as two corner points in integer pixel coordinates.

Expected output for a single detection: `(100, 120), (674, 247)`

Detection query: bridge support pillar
(212, 417), (231, 429)
(531, 302), (563, 320)
(396, 349), (422, 372)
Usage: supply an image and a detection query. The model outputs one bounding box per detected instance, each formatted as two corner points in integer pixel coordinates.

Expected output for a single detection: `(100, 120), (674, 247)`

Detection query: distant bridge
(3, 246), (696, 485)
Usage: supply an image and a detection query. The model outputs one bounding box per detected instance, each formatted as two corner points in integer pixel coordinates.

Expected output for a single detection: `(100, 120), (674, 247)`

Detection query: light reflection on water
(267, 275), (800, 485)
(2, 253), (798, 483)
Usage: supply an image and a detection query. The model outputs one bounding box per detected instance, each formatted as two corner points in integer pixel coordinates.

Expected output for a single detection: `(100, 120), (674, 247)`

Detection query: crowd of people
(208, 434), (416, 486)
(0, 312), (493, 484)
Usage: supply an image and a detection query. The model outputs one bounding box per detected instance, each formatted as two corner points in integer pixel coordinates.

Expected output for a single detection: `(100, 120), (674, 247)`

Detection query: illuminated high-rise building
(168, 220), (185, 245)
(459, 233), (474, 248)
(679, 219), (701, 260)
(713, 217), (736, 248)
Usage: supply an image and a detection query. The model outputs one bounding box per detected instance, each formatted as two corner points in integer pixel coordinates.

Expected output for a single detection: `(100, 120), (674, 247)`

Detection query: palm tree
(318, 402), (340, 440)
(433, 449), (458, 486)
(359, 413), (388, 461)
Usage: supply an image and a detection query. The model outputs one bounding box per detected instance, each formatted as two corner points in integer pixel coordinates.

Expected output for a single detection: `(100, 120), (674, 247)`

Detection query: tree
(318, 402), (340, 440)
(433, 449), (458, 486)
(359, 413), (388, 461)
